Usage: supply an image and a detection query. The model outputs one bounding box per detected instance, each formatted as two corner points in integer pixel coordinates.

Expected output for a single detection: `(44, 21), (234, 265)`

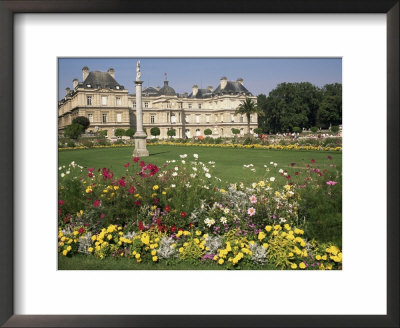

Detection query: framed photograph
(1, 1), (398, 327)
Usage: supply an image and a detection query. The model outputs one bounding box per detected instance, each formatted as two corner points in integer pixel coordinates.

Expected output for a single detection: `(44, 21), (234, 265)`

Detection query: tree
(125, 128), (135, 138)
(204, 128), (212, 136)
(253, 128), (262, 135)
(167, 129), (176, 138)
(98, 130), (108, 138)
(72, 116), (90, 131)
(235, 98), (263, 135)
(311, 126), (318, 134)
(331, 125), (340, 134)
(319, 83), (342, 128)
(115, 128), (126, 137)
(64, 123), (84, 139)
(150, 127), (160, 138)
(231, 128), (240, 136)
(293, 127), (301, 133)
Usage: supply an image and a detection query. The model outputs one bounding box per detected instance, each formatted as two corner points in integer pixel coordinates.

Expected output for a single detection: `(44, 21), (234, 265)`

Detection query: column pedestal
(133, 79), (149, 157)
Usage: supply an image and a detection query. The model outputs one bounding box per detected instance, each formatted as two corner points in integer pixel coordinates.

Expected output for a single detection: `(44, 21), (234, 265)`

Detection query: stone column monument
(133, 60), (149, 157)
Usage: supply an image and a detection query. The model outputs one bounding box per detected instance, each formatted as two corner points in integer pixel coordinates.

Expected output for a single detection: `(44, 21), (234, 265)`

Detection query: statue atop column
(136, 60), (141, 81)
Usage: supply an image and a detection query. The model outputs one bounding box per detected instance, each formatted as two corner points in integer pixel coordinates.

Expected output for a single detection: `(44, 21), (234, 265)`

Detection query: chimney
(65, 87), (70, 95)
(208, 86), (213, 92)
(82, 66), (89, 81)
(73, 78), (78, 89)
(236, 78), (244, 85)
(107, 68), (115, 78)
(220, 76), (227, 89)
(192, 85), (198, 97)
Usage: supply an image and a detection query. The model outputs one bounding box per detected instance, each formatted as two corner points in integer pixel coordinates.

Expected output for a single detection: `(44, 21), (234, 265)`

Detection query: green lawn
(58, 254), (277, 270)
(59, 145), (341, 185)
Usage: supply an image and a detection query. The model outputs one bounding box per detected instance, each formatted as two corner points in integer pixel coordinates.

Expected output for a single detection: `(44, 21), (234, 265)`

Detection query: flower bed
(58, 154), (342, 270)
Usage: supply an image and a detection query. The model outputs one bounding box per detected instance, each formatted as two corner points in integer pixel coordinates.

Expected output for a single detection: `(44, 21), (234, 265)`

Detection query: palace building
(58, 67), (258, 139)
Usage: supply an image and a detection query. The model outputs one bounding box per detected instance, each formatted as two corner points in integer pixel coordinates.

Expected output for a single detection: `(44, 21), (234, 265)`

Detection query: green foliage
(64, 124), (84, 139)
(72, 116), (90, 131)
(80, 139), (93, 148)
(235, 98), (263, 134)
(231, 128), (240, 135)
(331, 125), (340, 134)
(66, 141), (75, 147)
(115, 128), (126, 137)
(98, 130), (108, 138)
(310, 126), (318, 133)
(293, 126), (301, 133)
(125, 128), (135, 137)
(167, 129), (176, 137)
(319, 84), (342, 128)
(150, 127), (161, 137)
(253, 128), (262, 134)
(204, 128), (212, 136)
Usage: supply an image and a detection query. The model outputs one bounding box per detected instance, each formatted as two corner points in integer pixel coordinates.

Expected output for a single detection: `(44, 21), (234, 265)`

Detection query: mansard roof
(188, 88), (213, 99)
(142, 87), (160, 96)
(81, 71), (124, 90)
(214, 80), (252, 96)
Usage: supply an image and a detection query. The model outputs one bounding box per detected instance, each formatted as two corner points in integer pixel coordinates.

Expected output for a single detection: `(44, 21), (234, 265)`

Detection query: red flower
(290, 162), (295, 166)
(88, 173), (93, 178)
(311, 159), (315, 163)
(156, 218), (161, 225)
(100, 213), (105, 219)
(118, 178), (126, 187)
(323, 169), (328, 173)
(133, 157), (140, 163)
(78, 227), (85, 234)
(180, 211), (187, 218)
(139, 161), (145, 168)
(138, 221), (144, 231)
(328, 155), (332, 160)
(93, 200), (100, 207)
(189, 222), (193, 229)
(124, 162), (130, 168)
(171, 225), (177, 233)
(165, 205), (170, 213)
(286, 175), (291, 180)
(128, 186), (135, 194)
(88, 168), (95, 173)
(134, 200), (142, 206)
(58, 200), (65, 206)
(295, 172), (299, 175)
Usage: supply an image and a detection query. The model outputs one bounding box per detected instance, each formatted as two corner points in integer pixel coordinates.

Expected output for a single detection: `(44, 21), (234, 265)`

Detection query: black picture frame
(0, 1), (398, 327)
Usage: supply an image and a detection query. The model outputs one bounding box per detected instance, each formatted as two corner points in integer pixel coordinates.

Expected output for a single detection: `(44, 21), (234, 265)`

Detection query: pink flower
(326, 181), (338, 186)
(247, 207), (256, 216)
(118, 178), (126, 187)
(100, 213), (105, 219)
(129, 186), (135, 194)
(249, 195), (257, 204)
(58, 200), (65, 206)
(93, 200), (100, 207)
(133, 157), (140, 163)
(124, 162), (130, 168)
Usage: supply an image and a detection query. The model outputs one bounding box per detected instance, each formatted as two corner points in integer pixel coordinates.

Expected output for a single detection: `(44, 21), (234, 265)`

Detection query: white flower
(203, 185), (209, 189)
(270, 161), (274, 165)
(208, 161), (215, 165)
(223, 208), (230, 214)
(66, 171), (70, 175)
(181, 160), (186, 164)
(270, 177), (275, 182)
(204, 218), (215, 227)
(179, 154), (187, 159)
(61, 173), (65, 178)
(190, 173), (196, 178)
(220, 217), (227, 224)
(174, 166), (179, 171)
(58, 166), (62, 170)
(205, 173), (211, 178)
(185, 183), (192, 188)
(283, 172), (288, 176)
(171, 160), (176, 163)
(252, 182), (257, 188)
(172, 172), (178, 177)
(250, 168), (256, 172)
(279, 169), (284, 174)
(171, 184), (176, 188)
(274, 163), (278, 167)
(203, 167), (209, 172)
(193, 154), (199, 159)
(192, 167), (197, 171)
(279, 217), (287, 223)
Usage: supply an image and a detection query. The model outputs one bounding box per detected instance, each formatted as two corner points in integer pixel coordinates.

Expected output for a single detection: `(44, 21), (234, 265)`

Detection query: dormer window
(86, 84), (91, 88)
(116, 86), (120, 90)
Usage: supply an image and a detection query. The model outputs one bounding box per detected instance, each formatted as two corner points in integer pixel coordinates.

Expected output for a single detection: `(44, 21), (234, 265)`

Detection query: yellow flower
(67, 246), (72, 251)
(134, 193), (140, 198)
(85, 186), (92, 193)
(132, 251), (137, 255)
(91, 235), (97, 242)
(274, 224), (281, 230)
(113, 186), (119, 190)
(179, 247), (184, 253)
(153, 185), (159, 191)
(107, 234), (112, 240)
(316, 255), (321, 260)
(258, 231), (266, 241)
(120, 252), (124, 257)
(162, 191), (166, 195)
(291, 263), (297, 269)
(288, 252), (294, 257)
(258, 180), (265, 187)
(195, 231), (202, 236)
(152, 256), (158, 262)
(284, 184), (291, 191)
(135, 253), (141, 259)
(62, 250), (68, 256)
(265, 225), (272, 232)
(151, 193), (157, 198)
(88, 247), (93, 253)
(218, 259), (224, 265)
(322, 255), (327, 260)
(151, 250), (157, 256)
(299, 262), (306, 269)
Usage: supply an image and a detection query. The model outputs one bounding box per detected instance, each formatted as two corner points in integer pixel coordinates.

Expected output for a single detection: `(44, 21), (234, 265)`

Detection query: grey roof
(159, 80), (176, 96)
(142, 87), (160, 96)
(80, 71), (124, 90)
(214, 80), (252, 96)
(188, 88), (213, 99)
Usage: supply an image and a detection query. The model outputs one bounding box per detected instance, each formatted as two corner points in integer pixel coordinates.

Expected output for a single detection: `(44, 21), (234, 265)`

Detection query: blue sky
(58, 58), (341, 100)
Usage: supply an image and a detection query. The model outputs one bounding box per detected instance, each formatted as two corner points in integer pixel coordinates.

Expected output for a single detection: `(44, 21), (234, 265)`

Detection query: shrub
(125, 128), (135, 138)
(231, 128), (240, 135)
(253, 128), (262, 135)
(114, 139), (124, 145)
(72, 116), (90, 131)
(80, 140), (94, 148)
(293, 127), (301, 133)
(64, 124), (84, 140)
(66, 141), (75, 147)
(150, 127), (160, 138)
(204, 128), (212, 136)
(98, 130), (108, 138)
(331, 125), (340, 134)
(310, 126), (319, 134)
(115, 128), (126, 137)
(167, 129), (176, 138)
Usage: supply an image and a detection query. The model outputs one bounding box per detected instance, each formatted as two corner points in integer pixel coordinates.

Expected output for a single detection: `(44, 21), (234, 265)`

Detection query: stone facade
(58, 67), (258, 138)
